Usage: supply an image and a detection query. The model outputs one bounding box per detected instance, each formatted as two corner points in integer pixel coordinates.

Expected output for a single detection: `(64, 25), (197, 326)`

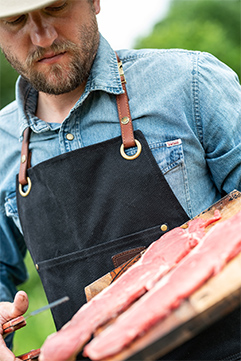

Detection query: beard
(2, 17), (99, 95)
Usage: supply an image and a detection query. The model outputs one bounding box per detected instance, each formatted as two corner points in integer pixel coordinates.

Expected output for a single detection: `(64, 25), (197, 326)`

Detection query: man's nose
(28, 13), (58, 48)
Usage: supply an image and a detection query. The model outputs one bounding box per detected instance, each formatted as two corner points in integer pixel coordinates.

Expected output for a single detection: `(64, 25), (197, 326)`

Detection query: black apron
(17, 132), (188, 328)
(16, 59), (240, 361)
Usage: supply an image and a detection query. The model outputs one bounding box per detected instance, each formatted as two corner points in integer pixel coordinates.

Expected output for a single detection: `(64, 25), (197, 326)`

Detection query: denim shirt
(1, 34), (241, 305)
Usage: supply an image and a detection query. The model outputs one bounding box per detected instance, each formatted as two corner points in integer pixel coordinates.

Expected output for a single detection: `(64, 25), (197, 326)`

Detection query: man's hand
(0, 291), (29, 361)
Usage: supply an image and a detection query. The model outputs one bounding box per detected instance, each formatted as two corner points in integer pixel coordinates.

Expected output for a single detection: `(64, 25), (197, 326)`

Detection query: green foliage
(0, 52), (18, 109)
(135, 0), (241, 80)
(13, 252), (56, 356)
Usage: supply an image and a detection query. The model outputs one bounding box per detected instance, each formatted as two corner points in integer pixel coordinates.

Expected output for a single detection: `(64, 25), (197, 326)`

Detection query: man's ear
(93, 0), (100, 15)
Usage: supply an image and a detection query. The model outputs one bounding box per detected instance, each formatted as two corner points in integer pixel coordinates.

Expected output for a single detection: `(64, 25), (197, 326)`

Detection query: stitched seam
(193, 52), (204, 147)
(116, 95), (125, 145)
(120, 49), (201, 65)
(123, 87), (134, 145)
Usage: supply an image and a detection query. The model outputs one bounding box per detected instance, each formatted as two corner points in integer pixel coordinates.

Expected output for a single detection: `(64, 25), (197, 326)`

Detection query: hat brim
(0, 0), (58, 18)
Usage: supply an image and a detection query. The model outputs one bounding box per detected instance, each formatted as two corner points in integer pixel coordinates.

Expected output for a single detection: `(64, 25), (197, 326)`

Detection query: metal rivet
(35, 264), (39, 270)
(66, 133), (74, 141)
(121, 117), (130, 125)
(21, 155), (26, 163)
(161, 224), (168, 232)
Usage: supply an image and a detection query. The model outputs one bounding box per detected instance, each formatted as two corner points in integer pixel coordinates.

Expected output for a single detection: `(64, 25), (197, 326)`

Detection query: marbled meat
(84, 211), (241, 360)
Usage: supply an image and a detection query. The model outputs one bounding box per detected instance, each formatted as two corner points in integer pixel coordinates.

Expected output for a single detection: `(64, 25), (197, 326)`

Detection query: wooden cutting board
(85, 190), (241, 360)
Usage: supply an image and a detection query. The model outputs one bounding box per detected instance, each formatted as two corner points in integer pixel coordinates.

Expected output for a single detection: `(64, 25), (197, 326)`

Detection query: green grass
(13, 252), (56, 357)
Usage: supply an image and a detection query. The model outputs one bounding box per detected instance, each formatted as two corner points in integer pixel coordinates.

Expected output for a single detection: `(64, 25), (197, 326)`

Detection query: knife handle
(17, 348), (40, 360)
(2, 315), (26, 335)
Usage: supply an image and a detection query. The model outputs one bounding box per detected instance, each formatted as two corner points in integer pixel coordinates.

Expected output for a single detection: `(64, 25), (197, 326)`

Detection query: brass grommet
(21, 155), (26, 163)
(19, 177), (32, 197)
(161, 224), (168, 232)
(36, 264), (39, 270)
(121, 116), (130, 125)
(120, 139), (142, 160)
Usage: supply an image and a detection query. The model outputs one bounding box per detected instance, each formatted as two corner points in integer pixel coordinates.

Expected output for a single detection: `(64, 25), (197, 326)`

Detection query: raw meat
(84, 211), (241, 360)
(39, 212), (221, 361)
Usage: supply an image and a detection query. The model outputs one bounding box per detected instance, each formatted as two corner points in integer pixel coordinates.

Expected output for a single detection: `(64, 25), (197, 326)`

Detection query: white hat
(0, 0), (57, 18)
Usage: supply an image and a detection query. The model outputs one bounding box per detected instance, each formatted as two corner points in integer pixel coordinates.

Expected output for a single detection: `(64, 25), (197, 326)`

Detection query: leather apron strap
(116, 54), (136, 150)
(19, 127), (30, 186)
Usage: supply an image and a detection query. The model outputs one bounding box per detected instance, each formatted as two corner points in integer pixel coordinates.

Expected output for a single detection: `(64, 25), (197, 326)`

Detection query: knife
(2, 296), (69, 336)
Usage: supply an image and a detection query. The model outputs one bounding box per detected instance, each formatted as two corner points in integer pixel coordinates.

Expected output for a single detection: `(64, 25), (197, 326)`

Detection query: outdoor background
(0, 0), (240, 356)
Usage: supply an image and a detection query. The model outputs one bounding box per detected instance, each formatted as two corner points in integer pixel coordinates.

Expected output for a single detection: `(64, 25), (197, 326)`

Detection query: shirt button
(66, 133), (74, 141)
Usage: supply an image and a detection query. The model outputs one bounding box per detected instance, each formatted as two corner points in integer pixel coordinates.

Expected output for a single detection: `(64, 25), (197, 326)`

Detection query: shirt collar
(16, 34), (124, 138)
(86, 34), (124, 94)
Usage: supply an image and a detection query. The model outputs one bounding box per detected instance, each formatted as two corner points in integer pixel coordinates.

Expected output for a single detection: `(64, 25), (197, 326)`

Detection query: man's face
(0, 0), (100, 95)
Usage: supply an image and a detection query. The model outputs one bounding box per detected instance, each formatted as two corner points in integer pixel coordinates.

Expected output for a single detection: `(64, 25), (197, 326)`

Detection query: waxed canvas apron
(16, 59), (188, 329)
(16, 60), (240, 361)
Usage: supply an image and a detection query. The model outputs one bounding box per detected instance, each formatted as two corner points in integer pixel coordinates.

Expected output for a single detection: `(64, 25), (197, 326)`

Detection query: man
(0, 0), (240, 360)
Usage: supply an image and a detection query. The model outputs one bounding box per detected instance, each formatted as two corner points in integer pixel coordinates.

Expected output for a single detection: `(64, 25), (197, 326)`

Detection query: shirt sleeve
(0, 210), (28, 349)
(0, 210), (28, 302)
(196, 52), (241, 194)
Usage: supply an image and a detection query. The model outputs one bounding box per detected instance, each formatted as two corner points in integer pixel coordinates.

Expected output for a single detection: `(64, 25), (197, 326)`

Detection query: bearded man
(0, 1), (240, 361)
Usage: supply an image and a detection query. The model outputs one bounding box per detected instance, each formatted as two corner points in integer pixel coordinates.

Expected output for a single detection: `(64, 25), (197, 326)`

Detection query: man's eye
(45, 1), (68, 12)
(4, 15), (25, 25)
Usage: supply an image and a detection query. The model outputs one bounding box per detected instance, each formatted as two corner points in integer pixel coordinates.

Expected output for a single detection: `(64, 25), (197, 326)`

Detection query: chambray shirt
(1, 34), (241, 306)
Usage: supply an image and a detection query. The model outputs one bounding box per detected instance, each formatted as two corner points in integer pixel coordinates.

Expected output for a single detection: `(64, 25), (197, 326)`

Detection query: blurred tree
(0, 52), (18, 109)
(135, 0), (241, 80)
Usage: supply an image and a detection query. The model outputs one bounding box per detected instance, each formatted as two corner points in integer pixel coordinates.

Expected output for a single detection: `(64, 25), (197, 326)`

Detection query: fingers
(0, 337), (15, 361)
(0, 291), (29, 327)
(0, 291), (29, 361)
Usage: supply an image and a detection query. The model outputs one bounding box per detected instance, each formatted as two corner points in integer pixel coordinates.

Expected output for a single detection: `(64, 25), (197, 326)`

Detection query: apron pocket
(37, 224), (165, 329)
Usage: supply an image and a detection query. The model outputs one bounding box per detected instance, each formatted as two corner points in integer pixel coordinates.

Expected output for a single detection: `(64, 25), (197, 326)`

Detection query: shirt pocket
(149, 139), (191, 217)
(4, 191), (23, 233)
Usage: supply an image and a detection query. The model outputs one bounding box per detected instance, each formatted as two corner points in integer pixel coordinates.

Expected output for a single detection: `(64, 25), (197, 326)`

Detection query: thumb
(11, 291), (29, 319)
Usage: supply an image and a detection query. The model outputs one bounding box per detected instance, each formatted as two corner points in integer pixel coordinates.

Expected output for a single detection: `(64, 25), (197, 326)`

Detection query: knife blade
(3, 296), (69, 336)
